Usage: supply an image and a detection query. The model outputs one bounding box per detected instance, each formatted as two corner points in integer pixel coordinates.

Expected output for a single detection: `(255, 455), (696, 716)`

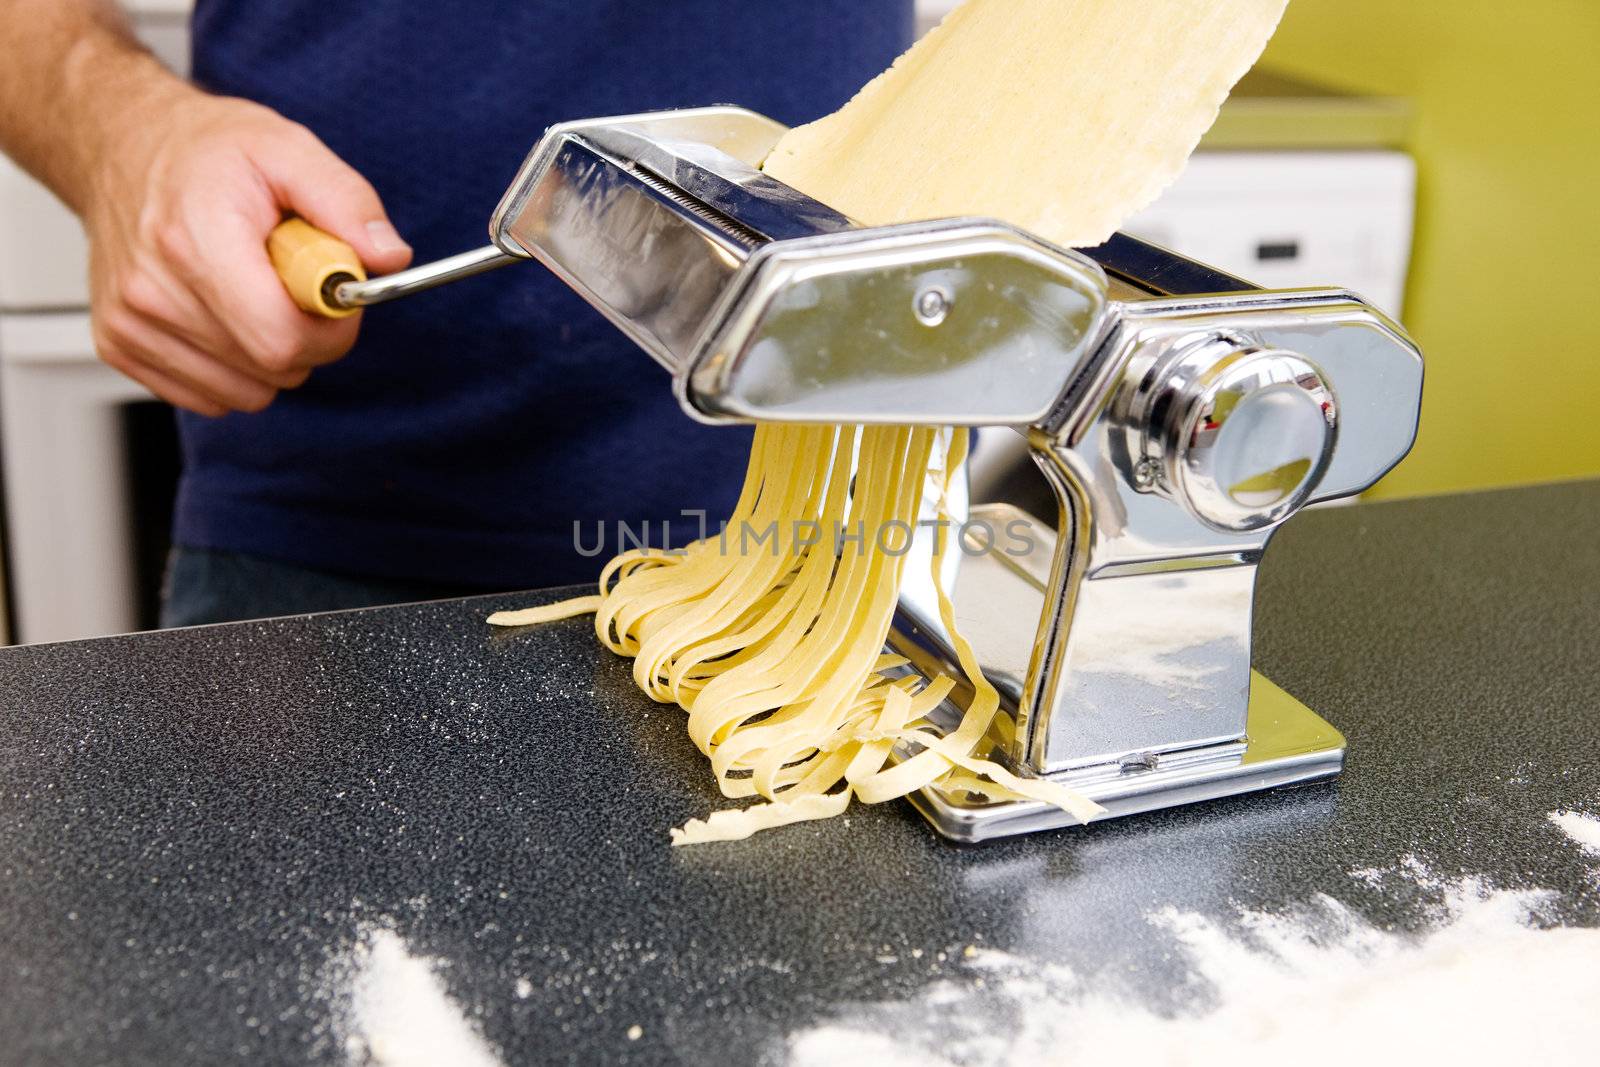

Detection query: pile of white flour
(789, 808), (1600, 1067)
(328, 924), (506, 1067)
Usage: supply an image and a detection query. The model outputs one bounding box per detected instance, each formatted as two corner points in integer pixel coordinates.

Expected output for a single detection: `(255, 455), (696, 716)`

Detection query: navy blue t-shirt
(182, 2), (912, 589)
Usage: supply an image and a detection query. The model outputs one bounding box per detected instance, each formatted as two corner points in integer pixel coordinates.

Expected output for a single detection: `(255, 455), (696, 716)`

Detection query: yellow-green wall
(1261, 1), (1600, 497)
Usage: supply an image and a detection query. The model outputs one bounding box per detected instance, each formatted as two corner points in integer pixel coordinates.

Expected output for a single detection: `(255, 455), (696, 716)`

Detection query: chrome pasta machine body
(335, 106), (1423, 842)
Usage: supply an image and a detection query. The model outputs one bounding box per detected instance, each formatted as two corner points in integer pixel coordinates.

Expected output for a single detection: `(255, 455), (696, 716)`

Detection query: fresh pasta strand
(492, 425), (1104, 843)
(487, 596), (603, 628)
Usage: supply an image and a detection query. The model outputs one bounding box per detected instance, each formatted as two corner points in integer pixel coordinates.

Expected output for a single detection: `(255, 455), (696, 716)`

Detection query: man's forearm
(0, 0), (192, 212)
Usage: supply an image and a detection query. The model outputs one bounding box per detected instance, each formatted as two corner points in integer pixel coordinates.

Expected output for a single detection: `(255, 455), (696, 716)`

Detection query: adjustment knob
(1141, 339), (1338, 531)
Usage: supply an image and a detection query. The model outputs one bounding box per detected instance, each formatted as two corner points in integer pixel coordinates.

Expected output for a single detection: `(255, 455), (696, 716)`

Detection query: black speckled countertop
(2, 481), (1598, 1065)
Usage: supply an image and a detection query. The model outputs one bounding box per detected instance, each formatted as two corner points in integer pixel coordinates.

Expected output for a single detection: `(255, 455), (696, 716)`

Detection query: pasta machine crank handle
(266, 217), (522, 319)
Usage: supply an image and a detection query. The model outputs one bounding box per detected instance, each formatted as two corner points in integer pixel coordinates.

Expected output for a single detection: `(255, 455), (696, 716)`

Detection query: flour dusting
(789, 845), (1600, 1067)
(334, 925), (505, 1067)
(1550, 809), (1600, 855)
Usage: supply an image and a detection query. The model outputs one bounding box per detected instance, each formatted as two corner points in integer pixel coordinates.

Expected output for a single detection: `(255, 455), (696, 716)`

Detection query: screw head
(914, 286), (952, 327)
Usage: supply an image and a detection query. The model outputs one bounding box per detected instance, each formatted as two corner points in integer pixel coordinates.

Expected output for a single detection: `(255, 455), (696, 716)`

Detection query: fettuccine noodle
(490, 424), (1103, 843)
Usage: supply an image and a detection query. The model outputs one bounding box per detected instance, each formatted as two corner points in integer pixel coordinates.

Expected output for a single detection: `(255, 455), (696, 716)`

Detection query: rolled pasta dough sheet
(763, 0), (1289, 248)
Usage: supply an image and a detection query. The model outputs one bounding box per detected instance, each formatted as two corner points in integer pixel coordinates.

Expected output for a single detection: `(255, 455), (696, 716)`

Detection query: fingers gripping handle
(267, 217), (366, 319)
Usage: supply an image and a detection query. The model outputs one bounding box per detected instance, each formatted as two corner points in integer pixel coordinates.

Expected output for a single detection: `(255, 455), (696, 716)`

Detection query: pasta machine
(295, 106), (1422, 842)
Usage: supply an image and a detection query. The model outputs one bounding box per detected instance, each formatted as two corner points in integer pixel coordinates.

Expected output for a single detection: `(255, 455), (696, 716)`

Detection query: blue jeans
(160, 547), (489, 628)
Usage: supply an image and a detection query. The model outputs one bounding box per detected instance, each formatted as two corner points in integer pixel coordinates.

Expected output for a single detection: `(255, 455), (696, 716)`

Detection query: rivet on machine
(271, 106), (1424, 842)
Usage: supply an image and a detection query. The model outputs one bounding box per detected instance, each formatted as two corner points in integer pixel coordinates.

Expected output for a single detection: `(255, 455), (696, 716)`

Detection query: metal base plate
(906, 671), (1344, 842)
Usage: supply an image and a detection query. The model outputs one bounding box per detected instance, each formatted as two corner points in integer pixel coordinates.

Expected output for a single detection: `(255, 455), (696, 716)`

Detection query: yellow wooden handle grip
(266, 217), (367, 319)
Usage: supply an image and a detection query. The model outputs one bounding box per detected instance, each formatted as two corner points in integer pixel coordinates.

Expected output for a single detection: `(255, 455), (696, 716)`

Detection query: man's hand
(82, 89), (413, 415)
(0, 1), (412, 416)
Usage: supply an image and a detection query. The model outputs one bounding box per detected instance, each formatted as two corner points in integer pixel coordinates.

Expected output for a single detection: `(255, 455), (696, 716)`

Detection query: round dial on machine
(1139, 338), (1339, 532)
